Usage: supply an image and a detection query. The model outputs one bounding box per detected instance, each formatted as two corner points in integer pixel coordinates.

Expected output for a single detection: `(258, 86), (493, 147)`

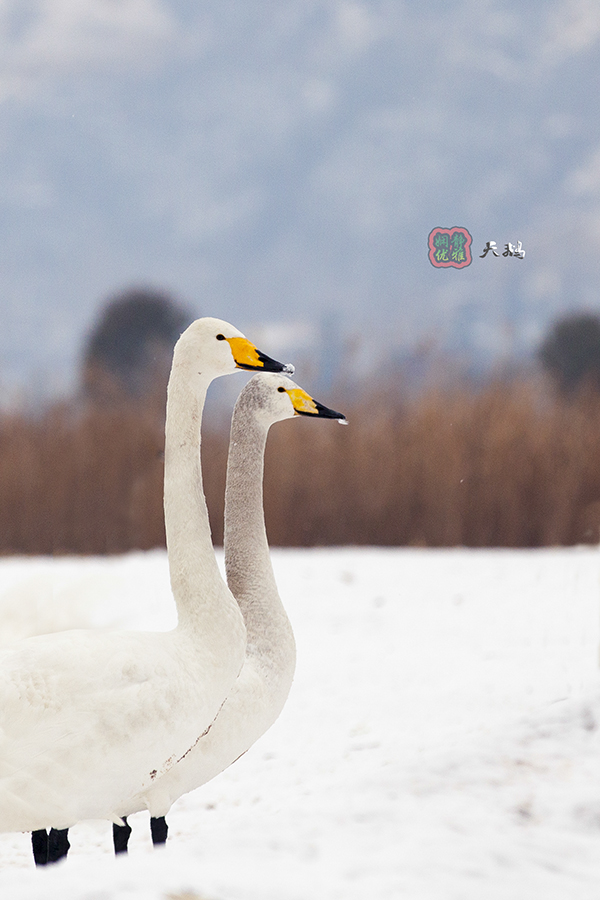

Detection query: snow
(0, 546), (600, 899)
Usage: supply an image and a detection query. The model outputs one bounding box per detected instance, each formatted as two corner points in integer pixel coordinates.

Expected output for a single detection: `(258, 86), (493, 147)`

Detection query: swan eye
(216, 334), (226, 341)
(277, 387), (286, 393)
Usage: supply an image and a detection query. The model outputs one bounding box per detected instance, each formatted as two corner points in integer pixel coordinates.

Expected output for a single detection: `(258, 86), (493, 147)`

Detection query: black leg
(31, 829), (49, 866)
(150, 816), (168, 845)
(47, 828), (70, 863)
(113, 817), (132, 854)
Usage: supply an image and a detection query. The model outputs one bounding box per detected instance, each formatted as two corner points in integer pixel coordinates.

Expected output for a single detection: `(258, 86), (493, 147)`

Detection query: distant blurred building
(81, 288), (192, 405)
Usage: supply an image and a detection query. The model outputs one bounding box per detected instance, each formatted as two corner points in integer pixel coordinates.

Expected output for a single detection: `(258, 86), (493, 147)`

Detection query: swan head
(237, 373), (348, 427)
(172, 317), (294, 382)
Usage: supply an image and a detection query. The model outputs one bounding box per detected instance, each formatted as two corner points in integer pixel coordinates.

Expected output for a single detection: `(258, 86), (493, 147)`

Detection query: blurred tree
(538, 312), (600, 394)
(82, 288), (192, 404)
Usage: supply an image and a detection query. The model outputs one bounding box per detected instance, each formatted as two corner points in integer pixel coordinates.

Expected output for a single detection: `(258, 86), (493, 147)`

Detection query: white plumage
(124, 373), (346, 822)
(0, 318), (289, 833)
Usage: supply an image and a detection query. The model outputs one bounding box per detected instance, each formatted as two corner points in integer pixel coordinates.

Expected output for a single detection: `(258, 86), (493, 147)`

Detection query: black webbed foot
(32, 827), (70, 865)
(47, 828), (70, 863)
(150, 816), (168, 845)
(113, 817), (132, 854)
(31, 829), (48, 866)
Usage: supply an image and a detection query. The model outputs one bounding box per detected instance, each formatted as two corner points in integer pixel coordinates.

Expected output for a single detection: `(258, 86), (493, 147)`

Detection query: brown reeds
(262, 382), (600, 548)
(2, 381), (600, 553)
(0, 404), (165, 554)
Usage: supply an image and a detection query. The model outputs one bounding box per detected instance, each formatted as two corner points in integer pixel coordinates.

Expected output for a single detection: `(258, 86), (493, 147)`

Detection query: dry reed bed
(1, 383), (600, 554)
(0, 405), (165, 554)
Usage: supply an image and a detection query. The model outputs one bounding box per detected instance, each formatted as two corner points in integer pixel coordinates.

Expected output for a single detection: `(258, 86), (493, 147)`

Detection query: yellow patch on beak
(226, 337), (265, 369)
(286, 388), (319, 415)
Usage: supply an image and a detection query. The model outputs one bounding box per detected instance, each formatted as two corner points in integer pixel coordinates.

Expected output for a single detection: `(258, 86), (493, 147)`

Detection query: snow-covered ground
(0, 547), (600, 899)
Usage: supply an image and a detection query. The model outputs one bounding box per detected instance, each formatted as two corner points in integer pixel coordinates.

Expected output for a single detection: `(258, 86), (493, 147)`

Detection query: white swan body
(125, 373), (346, 814)
(0, 318), (291, 832)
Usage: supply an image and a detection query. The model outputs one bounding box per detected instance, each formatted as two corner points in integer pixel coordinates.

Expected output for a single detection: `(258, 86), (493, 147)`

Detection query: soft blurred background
(1, 0), (600, 552)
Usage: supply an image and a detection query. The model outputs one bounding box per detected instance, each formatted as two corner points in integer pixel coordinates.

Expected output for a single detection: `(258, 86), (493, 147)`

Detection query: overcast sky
(1, 0), (599, 400)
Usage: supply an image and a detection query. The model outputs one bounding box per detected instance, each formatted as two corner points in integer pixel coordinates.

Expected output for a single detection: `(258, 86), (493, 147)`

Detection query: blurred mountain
(1, 0), (599, 401)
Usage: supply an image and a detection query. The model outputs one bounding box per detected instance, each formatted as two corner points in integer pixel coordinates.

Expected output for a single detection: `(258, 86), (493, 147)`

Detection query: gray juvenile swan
(0, 317), (291, 866)
(110, 372), (346, 851)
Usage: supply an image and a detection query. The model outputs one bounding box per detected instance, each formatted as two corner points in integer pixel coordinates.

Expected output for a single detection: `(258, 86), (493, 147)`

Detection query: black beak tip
(314, 401), (348, 422)
(254, 352), (294, 374)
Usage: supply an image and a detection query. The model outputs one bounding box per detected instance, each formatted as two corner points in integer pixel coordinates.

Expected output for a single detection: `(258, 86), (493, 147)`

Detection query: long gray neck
(225, 412), (276, 616)
(224, 392), (296, 707)
(164, 367), (235, 631)
(224, 403), (293, 656)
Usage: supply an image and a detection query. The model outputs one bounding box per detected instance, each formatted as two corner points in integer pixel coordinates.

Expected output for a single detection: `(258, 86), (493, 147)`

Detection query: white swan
(0, 317), (291, 859)
(115, 372), (346, 849)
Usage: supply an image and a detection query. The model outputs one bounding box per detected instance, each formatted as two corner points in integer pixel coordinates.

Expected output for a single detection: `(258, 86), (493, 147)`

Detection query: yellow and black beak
(286, 388), (348, 423)
(226, 337), (294, 374)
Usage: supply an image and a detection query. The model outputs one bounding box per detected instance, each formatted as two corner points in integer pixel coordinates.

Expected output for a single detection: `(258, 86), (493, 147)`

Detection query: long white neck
(164, 365), (238, 633)
(224, 404), (295, 673)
